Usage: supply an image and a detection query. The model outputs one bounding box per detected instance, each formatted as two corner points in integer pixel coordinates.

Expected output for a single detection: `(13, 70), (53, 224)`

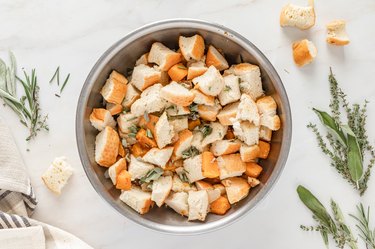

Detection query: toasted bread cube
(170, 117), (189, 134)
(217, 153), (246, 180)
(122, 83), (140, 108)
(217, 102), (240, 126)
(128, 155), (155, 180)
(172, 174), (197, 192)
(191, 88), (215, 106)
(148, 42), (182, 71)
(280, 1), (315, 30)
(168, 63), (188, 82)
(188, 190), (209, 221)
(248, 177), (261, 187)
(224, 128), (235, 140)
(188, 119), (201, 130)
(292, 39), (317, 67)
(89, 108), (116, 131)
(154, 112), (175, 149)
(218, 74), (241, 105)
(119, 187), (152, 214)
(326, 20), (350, 46)
(201, 151), (220, 178)
(206, 45), (229, 71)
(41, 157), (73, 195)
(160, 81), (195, 107)
(100, 71), (128, 104)
(260, 115), (281, 131)
(240, 144), (260, 162)
(221, 177), (250, 204)
(211, 140), (241, 156)
(131, 64), (161, 91)
(142, 147), (174, 168)
(258, 140), (270, 159)
(236, 94), (260, 126)
(139, 114), (159, 137)
(213, 183), (226, 195)
(259, 126), (272, 142)
(166, 104), (190, 116)
(165, 192), (189, 216)
(198, 103), (222, 122)
(108, 158), (127, 185)
(187, 61), (208, 80)
(174, 129), (193, 159)
(183, 155), (204, 183)
(95, 126), (120, 167)
(136, 128), (157, 148)
(245, 162), (263, 178)
(210, 196), (231, 215)
(151, 176), (173, 207)
(131, 84), (167, 117)
(190, 132), (207, 152)
(256, 96), (281, 131)
(201, 122), (227, 147)
(118, 140), (125, 157)
(232, 121), (259, 146)
(179, 34), (205, 61)
(135, 53), (149, 66)
(117, 113), (140, 134)
(116, 170), (131, 190)
(106, 103), (123, 116)
(131, 143), (149, 157)
(192, 66), (224, 96)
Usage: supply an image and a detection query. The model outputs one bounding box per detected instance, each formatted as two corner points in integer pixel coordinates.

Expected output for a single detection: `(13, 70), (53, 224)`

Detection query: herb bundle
(308, 68), (375, 195)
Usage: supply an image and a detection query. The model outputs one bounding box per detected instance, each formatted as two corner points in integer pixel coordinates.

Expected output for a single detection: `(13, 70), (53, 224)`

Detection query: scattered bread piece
(192, 66), (224, 96)
(240, 144), (260, 162)
(191, 88), (215, 106)
(245, 162), (263, 178)
(95, 126), (120, 167)
(183, 155), (205, 183)
(236, 94), (260, 126)
(292, 39), (317, 67)
(160, 81), (195, 107)
(154, 112), (175, 149)
(165, 191), (189, 216)
(168, 63), (188, 81)
(258, 140), (270, 159)
(187, 61), (208, 80)
(222, 177), (250, 204)
(210, 140), (241, 156)
(41, 157), (73, 195)
(122, 83), (140, 108)
(174, 129), (193, 159)
(280, 0), (315, 30)
(217, 102), (240, 126)
(131, 84), (168, 117)
(100, 71), (128, 105)
(89, 108), (116, 131)
(206, 45), (229, 71)
(232, 120), (259, 146)
(148, 42), (182, 71)
(217, 153), (246, 180)
(188, 190), (209, 221)
(151, 175), (173, 207)
(210, 196), (231, 215)
(201, 151), (220, 178)
(130, 64), (161, 91)
(119, 187), (152, 214)
(108, 158), (127, 185)
(179, 34), (205, 61)
(128, 155), (155, 180)
(326, 20), (350, 46)
(218, 74), (241, 105)
(142, 147), (174, 168)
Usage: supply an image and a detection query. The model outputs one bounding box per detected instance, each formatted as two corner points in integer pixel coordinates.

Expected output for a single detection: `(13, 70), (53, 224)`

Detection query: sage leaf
(139, 167), (163, 184)
(347, 134), (363, 184)
(313, 108), (346, 146)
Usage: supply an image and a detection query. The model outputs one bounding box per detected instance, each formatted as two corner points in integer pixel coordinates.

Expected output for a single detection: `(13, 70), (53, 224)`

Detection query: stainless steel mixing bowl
(76, 19), (292, 234)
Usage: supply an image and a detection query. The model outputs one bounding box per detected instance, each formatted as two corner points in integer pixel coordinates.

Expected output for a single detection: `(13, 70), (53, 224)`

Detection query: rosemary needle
(60, 73), (70, 93)
(49, 66), (59, 84)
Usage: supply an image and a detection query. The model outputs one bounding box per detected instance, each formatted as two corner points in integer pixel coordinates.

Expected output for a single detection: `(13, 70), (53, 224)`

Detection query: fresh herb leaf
(121, 138), (128, 147)
(178, 172), (189, 183)
(177, 65), (187, 70)
(350, 203), (375, 249)
(224, 85), (231, 92)
(347, 133), (363, 185)
(144, 112), (150, 122)
(313, 108), (346, 146)
(146, 129), (153, 138)
(60, 73), (70, 93)
(199, 124), (212, 138)
(49, 66), (60, 84)
(139, 168), (164, 184)
(181, 146), (200, 159)
(128, 124), (140, 134)
(188, 103), (199, 120)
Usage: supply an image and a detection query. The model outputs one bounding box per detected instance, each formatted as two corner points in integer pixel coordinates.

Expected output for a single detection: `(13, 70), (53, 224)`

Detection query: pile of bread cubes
(89, 32), (281, 221)
(281, 0), (350, 67)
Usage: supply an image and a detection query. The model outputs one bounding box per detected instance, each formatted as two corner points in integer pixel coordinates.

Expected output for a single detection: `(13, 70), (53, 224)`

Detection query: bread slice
(179, 34), (205, 61)
(236, 94), (260, 126)
(192, 66), (224, 96)
(326, 20), (350, 46)
(259, 126), (272, 142)
(148, 42), (182, 71)
(280, 1), (315, 30)
(201, 151), (220, 178)
(201, 122), (227, 147)
(166, 104), (190, 116)
(41, 157), (73, 195)
(218, 74), (241, 106)
(245, 162), (263, 178)
(165, 191), (189, 216)
(211, 140), (241, 156)
(128, 155), (155, 180)
(108, 158), (127, 185)
(292, 39), (317, 67)
(240, 144), (260, 162)
(122, 83), (140, 108)
(89, 108), (116, 131)
(160, 81), (195, 107)
(151, 175), (173, 207)
(206, 45), (229, 71)
(217, 153), (246, 180)
(232, 120), (259, 146)
(210, 196), (231, 215)
(217, 101), (240, 126)
(95, 126), (120, 167)
(170, 117), (189, 134)
(257, 96), (281, 131)
(167, 63), (188, 82)
(174, 129), (193, 159)
(187, 61), (208, 80)
(135, 53), (149, 66)
(188, 190), (209, 221)
(100, 71), (128, 104)
(131, 84), (168, 117)
(131, 64), (161, 91)
(117, 113), (140, 134)
(119, 187), (152, 214)
(183, 154), (204, 183)
(142, 147), (174, 168)
(154, 112), (175, 149)
(191, 88), (215, 106)
(221, 177), (250, 204)
(197, 101), (222, 122)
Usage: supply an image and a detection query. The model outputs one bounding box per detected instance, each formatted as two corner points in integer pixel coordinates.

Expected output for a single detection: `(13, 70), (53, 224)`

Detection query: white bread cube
(326, 20), (350, 46)
(191, 132), (207, 152)
(217, 154), (246, 180)
(248, 177), (261, 188)
(236, 94), (260, 126)
(119, 187), (152, 214)
(197, 101), (222, 122)
(170, 117), (189, 134)
(179, 34), (205, 62)
(100, 70), (128, 105)
(260, 126), (272, 142)
(41, 157), (73, 195)
(128, 155), (155, 180)
(130, 84), (168, 117)
(172, 174), (197, 192)
(148, 42), (181, 71)
(151, 175), (173, 207)
(292, 39), (317, 67)
(240, 144), (260, 162)
(154, 112), (175, 149)
(108, 158), (127, 185)
(194, 181), (221, 203)
(165, 191), (189, 216)
(192, 66), (224, 96)
(191, 88), (215, 106)
(218, 74), (241, 105)
(166, 104), (190, 116)
(211, 140), (241, 156)
(280, 1), (315, 30)
(142, 147), (174, 168)
(174, 130), (193, 159)
(122, 83), (140, 108)
(89, 108), (116, 131)
(188, 190), (209, 221)
(106, 103), (123, 116)
(135, 53), (149, 66)
(221, 177), (250, 204)
(187, 61), (208, 80)
(257, 96), (281, 131)
(232, 120), (259, 146)
(213, 183), (226, 195)
(205, 45), (229, 71)
(201, 122), (227, 147)
(117, 113), (140, 134)
(160, 81), (195, 107)
(95, 126), (120, 167)
(183, 155), (204, 183)
(260, 115), (281, 131)
(130, 64), (161, 91)
(217, 101), (239, 126)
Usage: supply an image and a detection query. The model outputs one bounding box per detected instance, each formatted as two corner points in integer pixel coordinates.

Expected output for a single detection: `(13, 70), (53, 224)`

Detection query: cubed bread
(41, 157), (73, 195)
(115, 170), (132, 190)
(248, 177), (261, 187)
(195, 180), (213, 190)
(135, 53), (149, 66)
(245, 162), (263, 178)
(122, 83), (140, 108)
(100, 71), (128, 104)
(217, 153), (246, 180)
(201, 151), (220, 178)
(187, 61), (208, 80)
(130, 64), (161, 91)
(236, 94), (260, 126)
(210, 196), (231, 215)
(117, 113), (140, 134)
(188, 119), (201, 131)
(119, 187), (152, 214)
(179, 34), (205, 61)
(183, 154), (204, 183)
(151, 175), (173, 207)
(108, 158), (127, 185)
(131, 84), (168, 117)
(128, 155), (155, 180)
(166, 104), (190, 116)
(168, 63), (188, 82)
(106, 103), (123, 116)
(206, 45), (229, 71)
(240, 144), (260, 162)
(154, 112), (175, 149)
(210, 140), (241, 156)
(217, 102), (240, 126)
(258, 140), (270, 159)
(136, 128), (157, 148)
(326, 20), (350, 46)
(172, 174), (197, 192)
(160, 81), (195, 107)
(192, 66), (224, 96)
(260, 115), (281, 131)
(89, 108), (116, 131)
(218, 74), (241, 105)
(221, 177), (250, 204)
(174, 129), (193, 159)
(201, 122), (227, 147)
(95, 126), (120, 167)
(292, 39), (317, 67)
(118, 140), (126, 157)
(165, 191), (189, 216)
(148, 42), (182, 71)
(232, 120), (259, 146)
(191, 88), (215, 106)
(142, 147), (174, 168)
(170, 117), (189, 134)
(197, 101), (222, 122)
(190, 131), (206, 152)
(280, 1), (315, 30)
(256, 96), (281, 131)
(213, 183), (226, 195)
(138, 114), (159, 137)
(260, 126), (272, 142)
(188, 190), (209, 221)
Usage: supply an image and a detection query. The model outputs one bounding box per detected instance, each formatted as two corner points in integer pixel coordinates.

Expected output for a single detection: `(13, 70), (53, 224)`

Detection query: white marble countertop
(1, 0), (375, 248)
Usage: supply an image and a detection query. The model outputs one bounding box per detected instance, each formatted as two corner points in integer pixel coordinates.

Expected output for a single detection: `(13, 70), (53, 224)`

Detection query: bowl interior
(77, 20), (291, 234)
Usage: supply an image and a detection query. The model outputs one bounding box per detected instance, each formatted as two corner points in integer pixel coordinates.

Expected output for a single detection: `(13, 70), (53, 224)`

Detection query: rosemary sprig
(49, 66), (70, 94)
(350, 204), (375, 249)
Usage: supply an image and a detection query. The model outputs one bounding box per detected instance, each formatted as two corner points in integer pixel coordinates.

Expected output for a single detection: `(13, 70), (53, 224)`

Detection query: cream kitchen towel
(0, 119), (93, 249)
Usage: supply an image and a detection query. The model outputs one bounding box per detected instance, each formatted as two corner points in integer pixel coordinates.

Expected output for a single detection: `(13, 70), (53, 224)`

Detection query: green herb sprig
(181, 146), (200, 159)
(350, 204), (375, 249)
(139, 167), (164, 184)
(49, 66), (70, 94)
